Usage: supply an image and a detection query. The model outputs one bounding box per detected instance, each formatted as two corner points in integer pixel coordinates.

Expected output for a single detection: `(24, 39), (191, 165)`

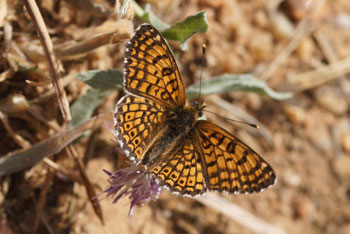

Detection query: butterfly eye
(198, 110), (203, 117)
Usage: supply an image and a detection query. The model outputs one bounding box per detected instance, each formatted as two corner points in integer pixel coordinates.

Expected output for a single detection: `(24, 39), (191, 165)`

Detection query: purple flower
(97, 163), (162, 221)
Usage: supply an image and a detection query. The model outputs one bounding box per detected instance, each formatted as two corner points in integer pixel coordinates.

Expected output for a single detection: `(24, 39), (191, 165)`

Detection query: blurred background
(0, 0), (349, 233)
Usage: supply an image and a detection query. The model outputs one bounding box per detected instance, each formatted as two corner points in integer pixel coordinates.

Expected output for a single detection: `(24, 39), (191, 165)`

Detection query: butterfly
(114, 24), (276, 196)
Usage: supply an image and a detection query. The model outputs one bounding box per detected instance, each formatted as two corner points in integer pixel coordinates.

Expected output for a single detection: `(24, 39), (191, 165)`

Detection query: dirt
(0, 0), (349, 234)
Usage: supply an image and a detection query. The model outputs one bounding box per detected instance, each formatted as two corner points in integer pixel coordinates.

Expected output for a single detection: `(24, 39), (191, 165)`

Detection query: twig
(286, 57), (350, 91)
(196, 193), (286, 234)
(63, 0), (111, 17)
(259, 0), (325, 81)
(24, 0), (71, 121)
(39, 213), (55, 234)
(0, 111), (32, 149)
(34, 169), (54, 233)
(55, 31), (131, 59)
(29, 74), (75, 105)
(42, 158), (82, 183)
(0, 111), (113, 176)
(314, 30), (350, 99)
(83, 129), (99, 164)
(0, 111), (111, 225)
(66, 145), (105, 225)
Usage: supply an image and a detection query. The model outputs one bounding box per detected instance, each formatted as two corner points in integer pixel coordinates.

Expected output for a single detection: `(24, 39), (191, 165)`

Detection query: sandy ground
(0, 0), (349, 234)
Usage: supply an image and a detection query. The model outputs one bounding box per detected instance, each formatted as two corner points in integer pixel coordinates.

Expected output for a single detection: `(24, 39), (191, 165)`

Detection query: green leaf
(69, 89), (111, 129)
(76, 69), (123, 90)
(133, 1), (208, 49)
(133, 1), (170, 31)
(186, 74), (293, 100)
(162, 11), (208, 47)
(18, 64), (38, 72)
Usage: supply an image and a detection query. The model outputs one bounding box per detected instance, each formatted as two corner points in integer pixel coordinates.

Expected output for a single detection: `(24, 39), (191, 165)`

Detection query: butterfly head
(190, 99), (206, 118)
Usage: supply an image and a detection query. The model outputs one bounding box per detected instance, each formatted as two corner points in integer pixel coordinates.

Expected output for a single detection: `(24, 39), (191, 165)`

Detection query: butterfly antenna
(198, 44), (206, 101)
(203, 109), (259, 129)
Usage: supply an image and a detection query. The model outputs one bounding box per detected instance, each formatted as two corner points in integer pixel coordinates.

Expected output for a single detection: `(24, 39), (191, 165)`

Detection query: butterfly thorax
(142, 105), (198, 167)
(167, 105), (198, 130)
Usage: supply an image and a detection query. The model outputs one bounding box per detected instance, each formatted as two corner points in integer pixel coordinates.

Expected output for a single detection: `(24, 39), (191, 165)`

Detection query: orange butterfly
(114, 24), (276, 196)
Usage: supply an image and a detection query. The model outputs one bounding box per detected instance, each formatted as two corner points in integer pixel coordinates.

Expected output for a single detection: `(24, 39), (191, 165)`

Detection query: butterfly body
(114, 24), (276, 196)
(134, 104), (199, 166)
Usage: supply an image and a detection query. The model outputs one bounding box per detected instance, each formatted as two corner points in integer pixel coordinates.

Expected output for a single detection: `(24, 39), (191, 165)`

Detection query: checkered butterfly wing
(124, 24), (186, 109)
(196, 120), (276, 193)
(148, 120), (276, 196)
(148, 140), (206, 196)
(114, 95), (165, 163)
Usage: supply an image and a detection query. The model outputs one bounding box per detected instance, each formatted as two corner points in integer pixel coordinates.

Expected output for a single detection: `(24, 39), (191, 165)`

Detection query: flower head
(98, 163), (162, 220)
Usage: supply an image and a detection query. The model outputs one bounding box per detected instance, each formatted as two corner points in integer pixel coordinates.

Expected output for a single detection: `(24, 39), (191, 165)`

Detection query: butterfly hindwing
(148, 140), (206, 196)
(124, 24), (186, 109)
(114, 95), (165, 163)
(196, 120), (276, 194)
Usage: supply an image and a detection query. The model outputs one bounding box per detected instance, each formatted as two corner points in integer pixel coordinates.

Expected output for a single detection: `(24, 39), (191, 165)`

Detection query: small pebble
(341, 132), (350, 153)
(199, 0), (225, 8)
(286, 0), (327, 21)
(284, 170), (302, 187)
(296, 37), (315, 62)
(247, 30), (273, 61)
(270, 13), (294, 41)
(315, 87), (348, 115)
(284, 105), (306, 125)
(333, 156), (350, 179)
(286, 0), (314, 21)
(253, 10), (269, 29)
(293, 196), (315, 220)
(246, 93), (262, 110)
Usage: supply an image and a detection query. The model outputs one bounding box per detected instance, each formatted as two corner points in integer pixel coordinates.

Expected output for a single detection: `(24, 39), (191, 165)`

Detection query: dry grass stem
(66, 145), (105, 225)
(196, 193), (286, 234)
(314, 30), (350, 97)
(287, 57), (350, 91)
(260, 0), (326, 81)
(34, 170), (54, 233)
(24, 0), (71, 121)
(55, 31), (131, 59)
(0, 112), (113, 176)
(42, 158), (82, 184)
(0, 111), (31, 149)
(29, 74), (76, 105)
(63, 0), (111, 17)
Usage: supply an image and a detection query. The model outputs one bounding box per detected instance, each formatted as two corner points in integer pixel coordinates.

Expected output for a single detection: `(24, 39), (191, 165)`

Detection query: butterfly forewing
(124, 24), (186, 109)
(196, 120), (276, 193)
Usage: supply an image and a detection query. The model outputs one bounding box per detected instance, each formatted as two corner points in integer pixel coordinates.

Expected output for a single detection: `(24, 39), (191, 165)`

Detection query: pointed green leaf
(133, 1), (170, 31)
(162, 11), (208, 46)
(69, 89), (111, 129)
(76, 69), (123, 90)
(133, 1), (208, 48)
(186, 74), (293, 100)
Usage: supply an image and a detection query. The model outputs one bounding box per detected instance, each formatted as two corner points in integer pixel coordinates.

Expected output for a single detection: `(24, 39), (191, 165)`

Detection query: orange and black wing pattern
(116, 23), (276, 196)
(124, 24), (186, 109)
(196, 120), (276, 194)
(114, 95), (165, 163)
(148, 140), (206, 196)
